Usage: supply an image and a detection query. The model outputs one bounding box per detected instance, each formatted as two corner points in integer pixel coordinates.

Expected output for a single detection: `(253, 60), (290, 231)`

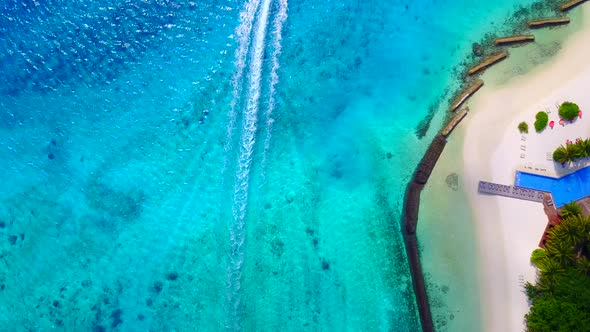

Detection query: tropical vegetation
(525, 202), (590, 331)
(534, 112), (549, 132)
(558, 102), (580, 121)
(552, 138), (590, 164)
(561, 201), (583, 219)
(519, 121), (529, 133)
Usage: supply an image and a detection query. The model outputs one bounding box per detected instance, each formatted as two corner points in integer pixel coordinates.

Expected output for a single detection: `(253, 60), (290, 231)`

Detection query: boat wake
(222, 0), (262, 176)
(260, 0), (289, 177)
(224, 0), (288, 329)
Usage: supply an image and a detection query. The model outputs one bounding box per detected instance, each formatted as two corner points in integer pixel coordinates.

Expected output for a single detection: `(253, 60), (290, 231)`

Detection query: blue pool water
(516, 168), (590, 207)
(0, 0), (553, 330)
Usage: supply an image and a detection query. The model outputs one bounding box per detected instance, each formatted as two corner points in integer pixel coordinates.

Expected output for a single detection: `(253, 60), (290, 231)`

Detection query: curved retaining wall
(403, 134), (447, 332)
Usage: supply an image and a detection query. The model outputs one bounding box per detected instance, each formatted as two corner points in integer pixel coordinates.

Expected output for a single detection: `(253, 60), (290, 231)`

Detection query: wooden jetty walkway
(441, 107), (468, 137)
(467, 51), (509, 75)
(478, 181), (546, 202)
(561, 0), (588, 11)
(450, 80), (483, 112)
(528, 17), (571, 28)
(494, 35), (535, 46)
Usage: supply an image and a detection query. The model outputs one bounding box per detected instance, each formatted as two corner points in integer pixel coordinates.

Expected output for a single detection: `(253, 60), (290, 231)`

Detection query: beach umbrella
(549, 121), (555, 129)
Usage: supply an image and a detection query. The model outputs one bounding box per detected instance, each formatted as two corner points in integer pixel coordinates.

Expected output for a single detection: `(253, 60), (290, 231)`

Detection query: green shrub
(518, 121), (529, 133)
(583, 139), (590, 157)
(553, 145), (570, 164)
(560, 201), (582, 219)
(531, 249), (547, 267)
(553, 139), (590, 164)
(534, 112), (549, 132)
(525, 214), (590, 331)
(525, 203), (590, 331)
(567, 143), (586, 159)
(559, 102), (580, 121)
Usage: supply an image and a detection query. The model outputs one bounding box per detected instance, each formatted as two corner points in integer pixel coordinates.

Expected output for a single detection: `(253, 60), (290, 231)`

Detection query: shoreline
(407, 3), (590, 332)
(460, 4), (590, 331)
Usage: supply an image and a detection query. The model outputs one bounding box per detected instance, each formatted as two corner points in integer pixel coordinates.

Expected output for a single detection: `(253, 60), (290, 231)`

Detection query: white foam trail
(222, 0), (262, 173)
(260, 0), (288, 177)
(226, 0), (272, 329)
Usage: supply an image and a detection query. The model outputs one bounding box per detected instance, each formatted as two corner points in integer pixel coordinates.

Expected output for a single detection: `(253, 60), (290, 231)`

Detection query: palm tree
(530, 248), (547, 268)
(577, 138), (590, 158)
(537, 258), (565, 289)
(545, 238), (575, 268)
(572, 215), (590, 258)
(584, 139), (590, 157)
(567, 142), (585, 160)
(549, 214), (590, 262)
(577, 256), (590, 275)
(560, 201), (582, 219)
(553, 216), (585, 248)
(576, 215), (590, 236)
(553, 145), (571, 164)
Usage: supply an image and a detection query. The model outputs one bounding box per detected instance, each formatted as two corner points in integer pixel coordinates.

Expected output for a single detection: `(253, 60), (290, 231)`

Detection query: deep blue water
(516, 168), (590, 207)
(0, 0), (543, 330)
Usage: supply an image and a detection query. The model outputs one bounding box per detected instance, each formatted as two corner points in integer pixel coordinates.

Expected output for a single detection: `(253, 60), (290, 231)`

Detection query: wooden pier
(450, 80), (483, 112)
(528, 17), (571, 28)
(478, 181), (546, 202)
(467, 51), (509, 76)
(441, 107), (468, 137)
(494, 35), (535, 46)
(560, 0), (588, 11)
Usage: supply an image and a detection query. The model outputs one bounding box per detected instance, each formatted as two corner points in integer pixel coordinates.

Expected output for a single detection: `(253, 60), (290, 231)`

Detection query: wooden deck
(478, 181), (546, 202)
(539, 193), (561, 248)
(528, 17), (571, 28)
(450, 80), (484, 112)
(494, 35), (535, 46)
(441, 107), (468, 137)
(560, 0), (588, 12)
(467, 51), (509, 75)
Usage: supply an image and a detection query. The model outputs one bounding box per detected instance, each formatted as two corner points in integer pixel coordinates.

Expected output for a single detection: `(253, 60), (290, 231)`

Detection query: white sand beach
(461, 5), (590, 331)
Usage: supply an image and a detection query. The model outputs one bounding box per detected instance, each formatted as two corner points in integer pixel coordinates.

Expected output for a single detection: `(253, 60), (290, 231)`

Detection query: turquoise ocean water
(0, 0), (542, 330)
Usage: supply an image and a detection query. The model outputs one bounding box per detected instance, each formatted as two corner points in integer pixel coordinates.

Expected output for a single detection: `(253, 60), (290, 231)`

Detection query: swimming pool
(515, 167), (590, 207)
